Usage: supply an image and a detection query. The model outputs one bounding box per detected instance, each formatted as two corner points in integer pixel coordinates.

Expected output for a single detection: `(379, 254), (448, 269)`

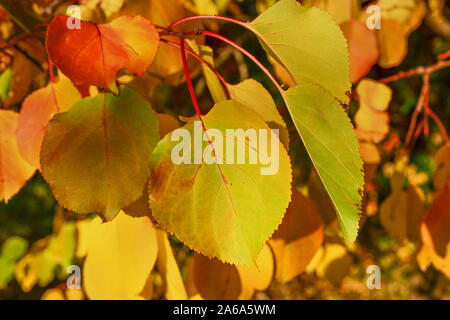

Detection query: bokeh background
(0, 0), (450, 300)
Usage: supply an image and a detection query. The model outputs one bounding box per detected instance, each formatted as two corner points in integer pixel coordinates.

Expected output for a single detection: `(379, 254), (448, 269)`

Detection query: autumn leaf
(3, 46), (41, 109)
(420, 183), (450, 278)
(41, 287), (84, 300)
(341, 19), (379, 83)
(16, 74), (81, 169)
(304, 0), (358, 26)
(46, 15), (159, 93)
(188, 41), (227, 103)
(82, 212), (158, 299)
(228, 79), (289, 149)
(40, 86), (159, 221)
(246, 0), (363, 242)
(123, 113), (179, 219)
(269, 189), (323, 283)
(149, 100), (292, 265)
(14, 222), (76, 291)
(306, 243), (353, 286)
(0, 236), (28, 289)
(433, 145), (450, 190)
(121, 0), (203, 85)
(358, 0), (426, 68)
(236, 243), (274, 298)
(355, 79), (392, 143)
(0, 110), (35, 202)
(248, 0), (351, 105)
(380, 173), (425, 240)
(155, 230), (187, 300)
(185, 243), (273, 300)
(185, 253), (242, 300)
(284, 84), (363, 242)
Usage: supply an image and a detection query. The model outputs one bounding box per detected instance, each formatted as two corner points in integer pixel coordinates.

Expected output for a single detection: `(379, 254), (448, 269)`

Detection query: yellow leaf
(0, 110), (35, 202)
(155, 230), (187, 300)
(41, 288), (65, 300)
(355, 79), (392, 143)
(83, 211), (158, 299)
(237, 243), (274, 296)
(269, 190), (324, 283)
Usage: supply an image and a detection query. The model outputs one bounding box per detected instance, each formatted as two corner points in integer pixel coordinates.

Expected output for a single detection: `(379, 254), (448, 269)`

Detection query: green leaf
(229, 79), (289, 149)
(0, 236), (28, 263)
(284, 84), (363, 241)
(0, 67), (12, 102)
(149, 100), (292, 265)
(41, 86), (159, 220)
(248, 0), (351, 104)
(0, 236), (28, 288)
(245, 0), (362, 241)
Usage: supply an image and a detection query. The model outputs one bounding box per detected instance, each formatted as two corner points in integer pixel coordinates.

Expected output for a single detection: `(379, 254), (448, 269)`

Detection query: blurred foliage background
(0, 0), (450, 300)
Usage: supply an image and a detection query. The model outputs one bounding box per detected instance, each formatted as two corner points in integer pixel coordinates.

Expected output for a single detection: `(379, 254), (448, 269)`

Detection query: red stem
(167, 15), (250, 31)
(380, 60), (450, 83)
(160, 37), (230, 97)
(200, 30), (283, 92)
(180, 38), (202, 117)
(163, 16), (285, 93)
(428, 108), (450, 145)
(409, 120), (424, 150)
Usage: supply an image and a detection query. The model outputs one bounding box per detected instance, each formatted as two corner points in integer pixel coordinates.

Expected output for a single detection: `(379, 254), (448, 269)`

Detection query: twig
(379, 60), (450, 84)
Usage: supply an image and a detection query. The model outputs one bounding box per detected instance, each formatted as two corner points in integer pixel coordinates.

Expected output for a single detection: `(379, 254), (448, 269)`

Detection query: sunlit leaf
(420, 184), (450, 279)
(236, 243), (274, 296)
(0, 110), (35, 202)
(46, 15), (159, 92)
(149, 100), (292, 264)
(40, 86), (159, 220)
(248, 0), (351, 104)
(284, 84), (363, 241)
(83, 211), (158, 299)
(17, 74), (81, 169)
(355, 79), (392, 143)
(341, 19), (379, 83)
(269, 189), (323, 283)
(155, 230), (187, 300)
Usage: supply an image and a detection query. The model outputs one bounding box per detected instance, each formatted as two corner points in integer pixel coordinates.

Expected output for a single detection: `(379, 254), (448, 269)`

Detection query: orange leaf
(341, 19), (379, 84)
(0, 110), (35, 202)
(269, 189), (324, 283)
(46, 15), (159, 92)
(185, 253), (242, 300)
(16, 75), (81, 169)
(420, 184), (450, 278)
(355, 79), (392, 143)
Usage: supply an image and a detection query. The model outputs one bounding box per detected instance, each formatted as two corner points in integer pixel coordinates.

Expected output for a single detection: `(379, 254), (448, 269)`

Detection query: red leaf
(46, 15), (160, 92)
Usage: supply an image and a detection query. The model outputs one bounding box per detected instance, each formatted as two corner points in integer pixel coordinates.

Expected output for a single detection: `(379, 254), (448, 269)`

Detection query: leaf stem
(167, 15), (250, 31)
(160, 37), (230, 97)
(180, 38), (203, 117)
(163, 15), (284, 93)
(199, 30), (283, 92)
